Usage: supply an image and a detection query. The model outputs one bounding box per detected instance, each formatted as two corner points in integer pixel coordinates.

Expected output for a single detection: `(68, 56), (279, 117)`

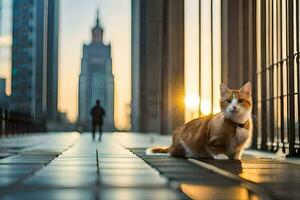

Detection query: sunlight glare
(200, 100), (211, 116)
(185, 94), (200, 111)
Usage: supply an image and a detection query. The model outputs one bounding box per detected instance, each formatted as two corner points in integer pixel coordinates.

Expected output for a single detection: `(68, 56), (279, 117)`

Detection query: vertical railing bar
(285, 0), (289, 152)
(296, 0), (300, 155)
(279, 0), (285, 153)
(287, 0), (295, 156)
(270, 0), (275, 151)
(266, 0), (269, 149)
(252, 0), (258, 149)
(276, 0), (281, 151)
(199, 1), (202, 116)
(210, 0), (214, 115)
(261, 0), (268, 150)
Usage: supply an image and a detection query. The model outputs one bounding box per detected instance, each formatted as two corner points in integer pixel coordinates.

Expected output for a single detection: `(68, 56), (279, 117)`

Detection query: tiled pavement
(0, 132), (299, 200)
(0, 133), (187, 200)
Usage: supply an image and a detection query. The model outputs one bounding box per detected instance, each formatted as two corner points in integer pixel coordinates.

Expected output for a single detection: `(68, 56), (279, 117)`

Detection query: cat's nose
(233, 106), (237, 111)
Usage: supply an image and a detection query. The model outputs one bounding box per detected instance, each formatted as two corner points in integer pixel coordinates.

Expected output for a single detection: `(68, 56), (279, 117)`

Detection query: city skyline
(0, 0), (201, 130)
(0, 0), (131, 130)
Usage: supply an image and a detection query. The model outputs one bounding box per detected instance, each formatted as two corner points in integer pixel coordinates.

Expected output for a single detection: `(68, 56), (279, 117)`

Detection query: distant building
(131, 0), (185, 134)
(0, 77), (9, 108)
(78, 11), (115, 131)
(0, 78), (5, 95)
(11, 0), (59, 121)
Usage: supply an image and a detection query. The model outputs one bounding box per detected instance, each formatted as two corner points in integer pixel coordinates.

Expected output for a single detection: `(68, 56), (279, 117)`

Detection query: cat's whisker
(251, 114), (257, 119)
(220, 113), (225, 121)
(224, 111), (231, 119)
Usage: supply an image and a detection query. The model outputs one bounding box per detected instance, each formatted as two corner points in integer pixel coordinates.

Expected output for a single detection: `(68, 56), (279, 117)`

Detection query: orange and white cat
(147, 82), (253, 160)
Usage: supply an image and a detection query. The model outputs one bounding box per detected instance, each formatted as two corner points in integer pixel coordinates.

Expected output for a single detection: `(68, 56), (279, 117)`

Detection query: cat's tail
(145, 146), (170, 155)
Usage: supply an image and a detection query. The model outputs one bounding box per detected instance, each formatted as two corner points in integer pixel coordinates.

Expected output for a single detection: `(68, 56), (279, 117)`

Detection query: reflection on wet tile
(0, 177), (19, 187)
(96, 154), (137, 158)
(23, 175), (98, 187)
(241, 163), (297, 169)
(49, 160), (96, 166)
(100, 175), (167, 187)
(98, 162), (151, 169)
(34, 170), (96, 178)
(99, 168), (158, 176)
(99, 188), (188, 200)
(239, 172), (300, 184)
(98, 157), (144, 163)
(42, 166), (96, 173)
(3, 189), (95, 200)
(180, 184), (262, 200)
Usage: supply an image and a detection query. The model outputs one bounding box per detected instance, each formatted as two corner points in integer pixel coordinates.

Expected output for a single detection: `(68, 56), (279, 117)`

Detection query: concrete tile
(98, 188), (188, 200)
(3, 189), (95, 200)
(23, 175), (98, 187)
(98, 162), (151, 169)
(99, 168), (158, 176)
(100, 175), (167, 187)
(98, 157), (144, 163)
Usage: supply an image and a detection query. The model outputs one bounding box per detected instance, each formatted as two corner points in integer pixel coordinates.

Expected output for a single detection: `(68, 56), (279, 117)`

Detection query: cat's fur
(147, 82), (253, 160)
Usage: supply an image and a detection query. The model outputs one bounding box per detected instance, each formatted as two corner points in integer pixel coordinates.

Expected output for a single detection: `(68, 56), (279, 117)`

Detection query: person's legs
(98, 124), (103, 142)
(92, 123), (96, 141)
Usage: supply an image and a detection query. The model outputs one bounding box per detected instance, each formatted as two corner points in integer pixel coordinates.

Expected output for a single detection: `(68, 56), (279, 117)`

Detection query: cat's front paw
(214, 154), (229, 160)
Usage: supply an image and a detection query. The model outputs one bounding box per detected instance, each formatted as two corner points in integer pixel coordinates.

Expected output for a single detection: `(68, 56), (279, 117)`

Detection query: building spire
(92, 9), (103, 43)
(96, 9), (100, 26)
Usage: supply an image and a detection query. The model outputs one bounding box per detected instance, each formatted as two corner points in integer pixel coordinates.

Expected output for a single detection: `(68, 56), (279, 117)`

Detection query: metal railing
(252, 0), (300, 157)
(0, 109), (46, 137)
(254, 52), (300, 157)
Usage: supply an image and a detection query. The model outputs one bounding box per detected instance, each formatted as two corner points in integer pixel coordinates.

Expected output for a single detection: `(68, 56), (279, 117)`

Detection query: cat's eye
(226, 99), (231, 103)
(238, 99), (244, 103)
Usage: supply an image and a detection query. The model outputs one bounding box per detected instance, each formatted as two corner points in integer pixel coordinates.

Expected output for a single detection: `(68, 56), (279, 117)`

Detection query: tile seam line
(188, 158), (277, 200)
(0, 134), (81, 198)
(128, 149), (190, 199)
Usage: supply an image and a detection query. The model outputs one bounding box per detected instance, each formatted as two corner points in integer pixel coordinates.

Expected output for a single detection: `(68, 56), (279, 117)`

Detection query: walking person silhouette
(90, 99), (105, 141)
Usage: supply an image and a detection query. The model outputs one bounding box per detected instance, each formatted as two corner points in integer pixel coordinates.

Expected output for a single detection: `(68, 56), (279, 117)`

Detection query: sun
(185, 94), (200, 111)
(200, 100), (211, 115)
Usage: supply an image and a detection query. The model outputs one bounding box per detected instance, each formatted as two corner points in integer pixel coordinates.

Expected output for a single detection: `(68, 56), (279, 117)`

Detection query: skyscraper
(0, 77), (8, 108)
(78, 11), (115, 131)
(46, 0), (59, 121)
(131, 0), (185, 134)
(11, 0), (59, 121)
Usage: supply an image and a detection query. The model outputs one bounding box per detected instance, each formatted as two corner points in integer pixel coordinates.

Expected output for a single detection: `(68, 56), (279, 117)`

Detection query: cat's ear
(220, 83), (230, 96)
(240, 82), (252, 96)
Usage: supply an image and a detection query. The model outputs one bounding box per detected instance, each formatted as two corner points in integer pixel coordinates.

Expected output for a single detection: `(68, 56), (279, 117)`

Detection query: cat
(147, 82), (253, 160)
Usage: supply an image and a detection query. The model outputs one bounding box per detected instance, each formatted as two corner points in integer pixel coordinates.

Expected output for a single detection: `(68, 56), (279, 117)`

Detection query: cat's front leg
(214, 154), (229, 159)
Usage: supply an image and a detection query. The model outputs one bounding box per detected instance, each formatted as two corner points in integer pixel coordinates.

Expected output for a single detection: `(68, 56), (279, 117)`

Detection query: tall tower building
(46, 0), (59, 121)
(11, 0), (59, 121)
(78, 11), (115, 131)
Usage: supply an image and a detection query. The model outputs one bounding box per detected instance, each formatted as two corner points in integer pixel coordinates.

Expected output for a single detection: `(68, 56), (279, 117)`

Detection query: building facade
(11, 0), (59, 121)
(78, 11), (115, 131)
(46, 0), (59, 121)
(131, 0), (185, 134)
(0, 77), (9, 108)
